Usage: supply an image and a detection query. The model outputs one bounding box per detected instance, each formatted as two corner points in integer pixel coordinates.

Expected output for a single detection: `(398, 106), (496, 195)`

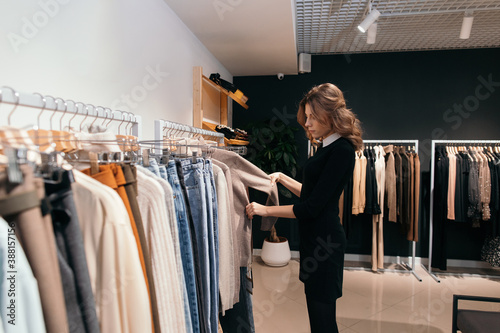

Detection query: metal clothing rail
(154, 119), (225, 152)
(344, 139), (422, 281)
(424, 140), (500, 283)
(0, 86), (142, 138)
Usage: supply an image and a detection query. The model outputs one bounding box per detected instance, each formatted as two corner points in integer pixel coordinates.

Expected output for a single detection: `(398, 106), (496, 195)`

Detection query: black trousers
(306, 295), (339, 333)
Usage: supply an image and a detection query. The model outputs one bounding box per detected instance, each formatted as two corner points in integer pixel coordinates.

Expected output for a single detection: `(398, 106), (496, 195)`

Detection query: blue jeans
(203, 160), (219, 332)
(176, 161), (207, 333)
(142, 158), (161, 177)
(220, 267), (255, 333)
(180, 158), (212, 333)
(167, 160), (200, 333)
(158, 164), (168, 181)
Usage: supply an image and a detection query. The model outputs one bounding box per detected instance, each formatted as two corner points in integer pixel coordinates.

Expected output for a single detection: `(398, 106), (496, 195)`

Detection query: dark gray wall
(232, 48), (500, 261)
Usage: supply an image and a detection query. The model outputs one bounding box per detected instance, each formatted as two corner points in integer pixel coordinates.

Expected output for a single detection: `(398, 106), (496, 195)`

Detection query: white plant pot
(261, 237), (291, 267)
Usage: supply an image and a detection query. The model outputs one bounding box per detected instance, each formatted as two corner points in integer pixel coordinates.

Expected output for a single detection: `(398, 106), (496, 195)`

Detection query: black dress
(293, 137), (355, 304)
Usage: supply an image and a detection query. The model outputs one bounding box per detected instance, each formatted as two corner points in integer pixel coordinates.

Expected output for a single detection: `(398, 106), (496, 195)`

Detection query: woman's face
(304, 104), (334, 140)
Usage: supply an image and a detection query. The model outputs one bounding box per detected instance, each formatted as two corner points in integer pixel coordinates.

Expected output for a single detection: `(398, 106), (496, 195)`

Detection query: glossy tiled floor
(252, 257), (500, 333)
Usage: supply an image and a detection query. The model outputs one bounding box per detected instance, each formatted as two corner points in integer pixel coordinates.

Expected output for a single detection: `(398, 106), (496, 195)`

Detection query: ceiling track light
(366, 22), (377, 44)
(358, 8), (380, 33)
(460, 10), (474, 39)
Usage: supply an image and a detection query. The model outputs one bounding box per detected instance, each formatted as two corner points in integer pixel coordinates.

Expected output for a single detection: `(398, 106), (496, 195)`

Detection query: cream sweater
(136, 170), (187, 333)
(212, 164), (236, 314)
(72, 170), (152, 333)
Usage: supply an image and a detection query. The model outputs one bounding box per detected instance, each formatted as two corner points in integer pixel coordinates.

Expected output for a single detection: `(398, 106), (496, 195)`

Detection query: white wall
(0, 0), (232, 139)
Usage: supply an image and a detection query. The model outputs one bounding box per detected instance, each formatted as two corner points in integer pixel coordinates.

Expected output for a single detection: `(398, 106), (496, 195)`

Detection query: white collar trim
(322, 133), (341, 147)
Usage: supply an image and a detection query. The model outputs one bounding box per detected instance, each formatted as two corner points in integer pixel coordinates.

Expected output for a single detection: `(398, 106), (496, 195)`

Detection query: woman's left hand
(246, 202), (267, 219)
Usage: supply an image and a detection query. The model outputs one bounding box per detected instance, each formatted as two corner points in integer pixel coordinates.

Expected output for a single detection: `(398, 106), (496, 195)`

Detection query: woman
(246, 83), (363, 332)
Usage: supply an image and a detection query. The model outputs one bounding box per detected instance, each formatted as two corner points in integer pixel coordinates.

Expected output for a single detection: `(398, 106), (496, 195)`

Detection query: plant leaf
(283, 152), (290, 166)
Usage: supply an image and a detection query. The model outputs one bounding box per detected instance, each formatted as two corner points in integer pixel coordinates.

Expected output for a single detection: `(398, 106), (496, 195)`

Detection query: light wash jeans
(180, 158), (212, 333)
(204, 159), (219, 332)
(167, 160), (200, 333)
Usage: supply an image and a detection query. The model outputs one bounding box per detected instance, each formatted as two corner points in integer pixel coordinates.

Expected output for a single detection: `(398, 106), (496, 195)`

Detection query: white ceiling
(164, 0), (500, 77)
(163, 0), (299, 77)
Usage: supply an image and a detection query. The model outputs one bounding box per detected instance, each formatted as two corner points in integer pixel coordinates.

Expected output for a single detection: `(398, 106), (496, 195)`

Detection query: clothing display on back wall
(431, 144), (500, 270)
(0, 121), (279, 333)
(341, 144), (421, 272)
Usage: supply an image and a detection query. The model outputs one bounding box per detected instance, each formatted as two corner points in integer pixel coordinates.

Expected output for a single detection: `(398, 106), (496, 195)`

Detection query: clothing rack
(0, 86), (141, 138)
(344, 139), (422, 282)
(424, 140), (500, 282)
(154, 119), (225, 152)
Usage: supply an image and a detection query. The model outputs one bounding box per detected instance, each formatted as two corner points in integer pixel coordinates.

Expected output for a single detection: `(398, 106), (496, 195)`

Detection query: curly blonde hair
(297, 83), (363, 150)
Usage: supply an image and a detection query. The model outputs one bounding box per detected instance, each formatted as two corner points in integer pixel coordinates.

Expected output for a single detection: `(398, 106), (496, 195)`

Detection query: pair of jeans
(220, 267), (255, 333)
(158, 164), (168, 181)
(167, 160), (200, 333)
(203, 159), (219, 332)
(179, 158), (212, 333)
(142, 158), (161, 177)
(176, 161), (207, 333)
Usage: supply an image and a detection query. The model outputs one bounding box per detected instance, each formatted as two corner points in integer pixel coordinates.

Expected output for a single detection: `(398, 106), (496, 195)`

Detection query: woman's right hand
(269, 172), (282, 187)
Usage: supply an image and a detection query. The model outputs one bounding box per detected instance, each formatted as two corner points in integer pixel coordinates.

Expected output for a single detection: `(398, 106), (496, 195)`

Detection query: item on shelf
(209, 73), (237, 93)
(216, 125), (249, 141)
(234, 128), (248, 139)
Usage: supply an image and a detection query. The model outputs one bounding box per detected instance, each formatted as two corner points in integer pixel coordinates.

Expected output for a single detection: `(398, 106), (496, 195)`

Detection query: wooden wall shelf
(193, 66), (248, 130)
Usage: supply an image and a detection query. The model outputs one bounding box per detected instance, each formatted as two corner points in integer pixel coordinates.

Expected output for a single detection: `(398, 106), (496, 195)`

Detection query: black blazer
(293, 137), (355, 303)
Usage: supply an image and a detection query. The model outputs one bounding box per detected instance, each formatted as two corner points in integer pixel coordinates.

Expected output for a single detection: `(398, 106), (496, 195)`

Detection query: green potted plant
(246, 118), (299, 266)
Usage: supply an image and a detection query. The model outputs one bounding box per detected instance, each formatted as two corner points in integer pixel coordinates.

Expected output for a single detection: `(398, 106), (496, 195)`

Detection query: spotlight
(460, 11), (474, 39)
(367, 22), (377, 44)
(358, 8), (380, 33)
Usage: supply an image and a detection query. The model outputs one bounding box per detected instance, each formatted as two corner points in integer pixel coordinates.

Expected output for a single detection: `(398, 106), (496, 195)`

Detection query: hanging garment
(80, 164), (152, 312)
(138, 162), (193, 331)
(137, 165), (193, 333)
(371, 146), (386, 271)
(165, 160), (201, 333)
(211, 149), (280, 268)
(211, 163), (236, 315)
(394, 147), (403, 223)
(447, 151), (457, 220)
(409, 153), (421, 242)
(431, 146), (449, 270)
(135, 167), (188, 333)
(364, 148), (380, 215)
(480, 151), (492, 221)
(44, 169), (100, 333)
(406, 152), (415, 238)
(351, 152), (362, 215)
(468, 152), (481, 222)
(460, 152), (471, 223)
(219, 267), (255, 333)
(0, 217), (46, 333)
(454, 152), (465, 222)
(359, 152), (367, 214)
(177, 157), (213, 333)
(174, 161), (207, 333)
(0, 165), (69, 333)
(71, 170), (152, 333)
(202, 159), (219, 333)
(212, 159), (240, 306)
(489, 159), (499, 237)
(120, 163), (161, 333)
(384, 145), (397, 223)
(400, 147), (412, 232)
